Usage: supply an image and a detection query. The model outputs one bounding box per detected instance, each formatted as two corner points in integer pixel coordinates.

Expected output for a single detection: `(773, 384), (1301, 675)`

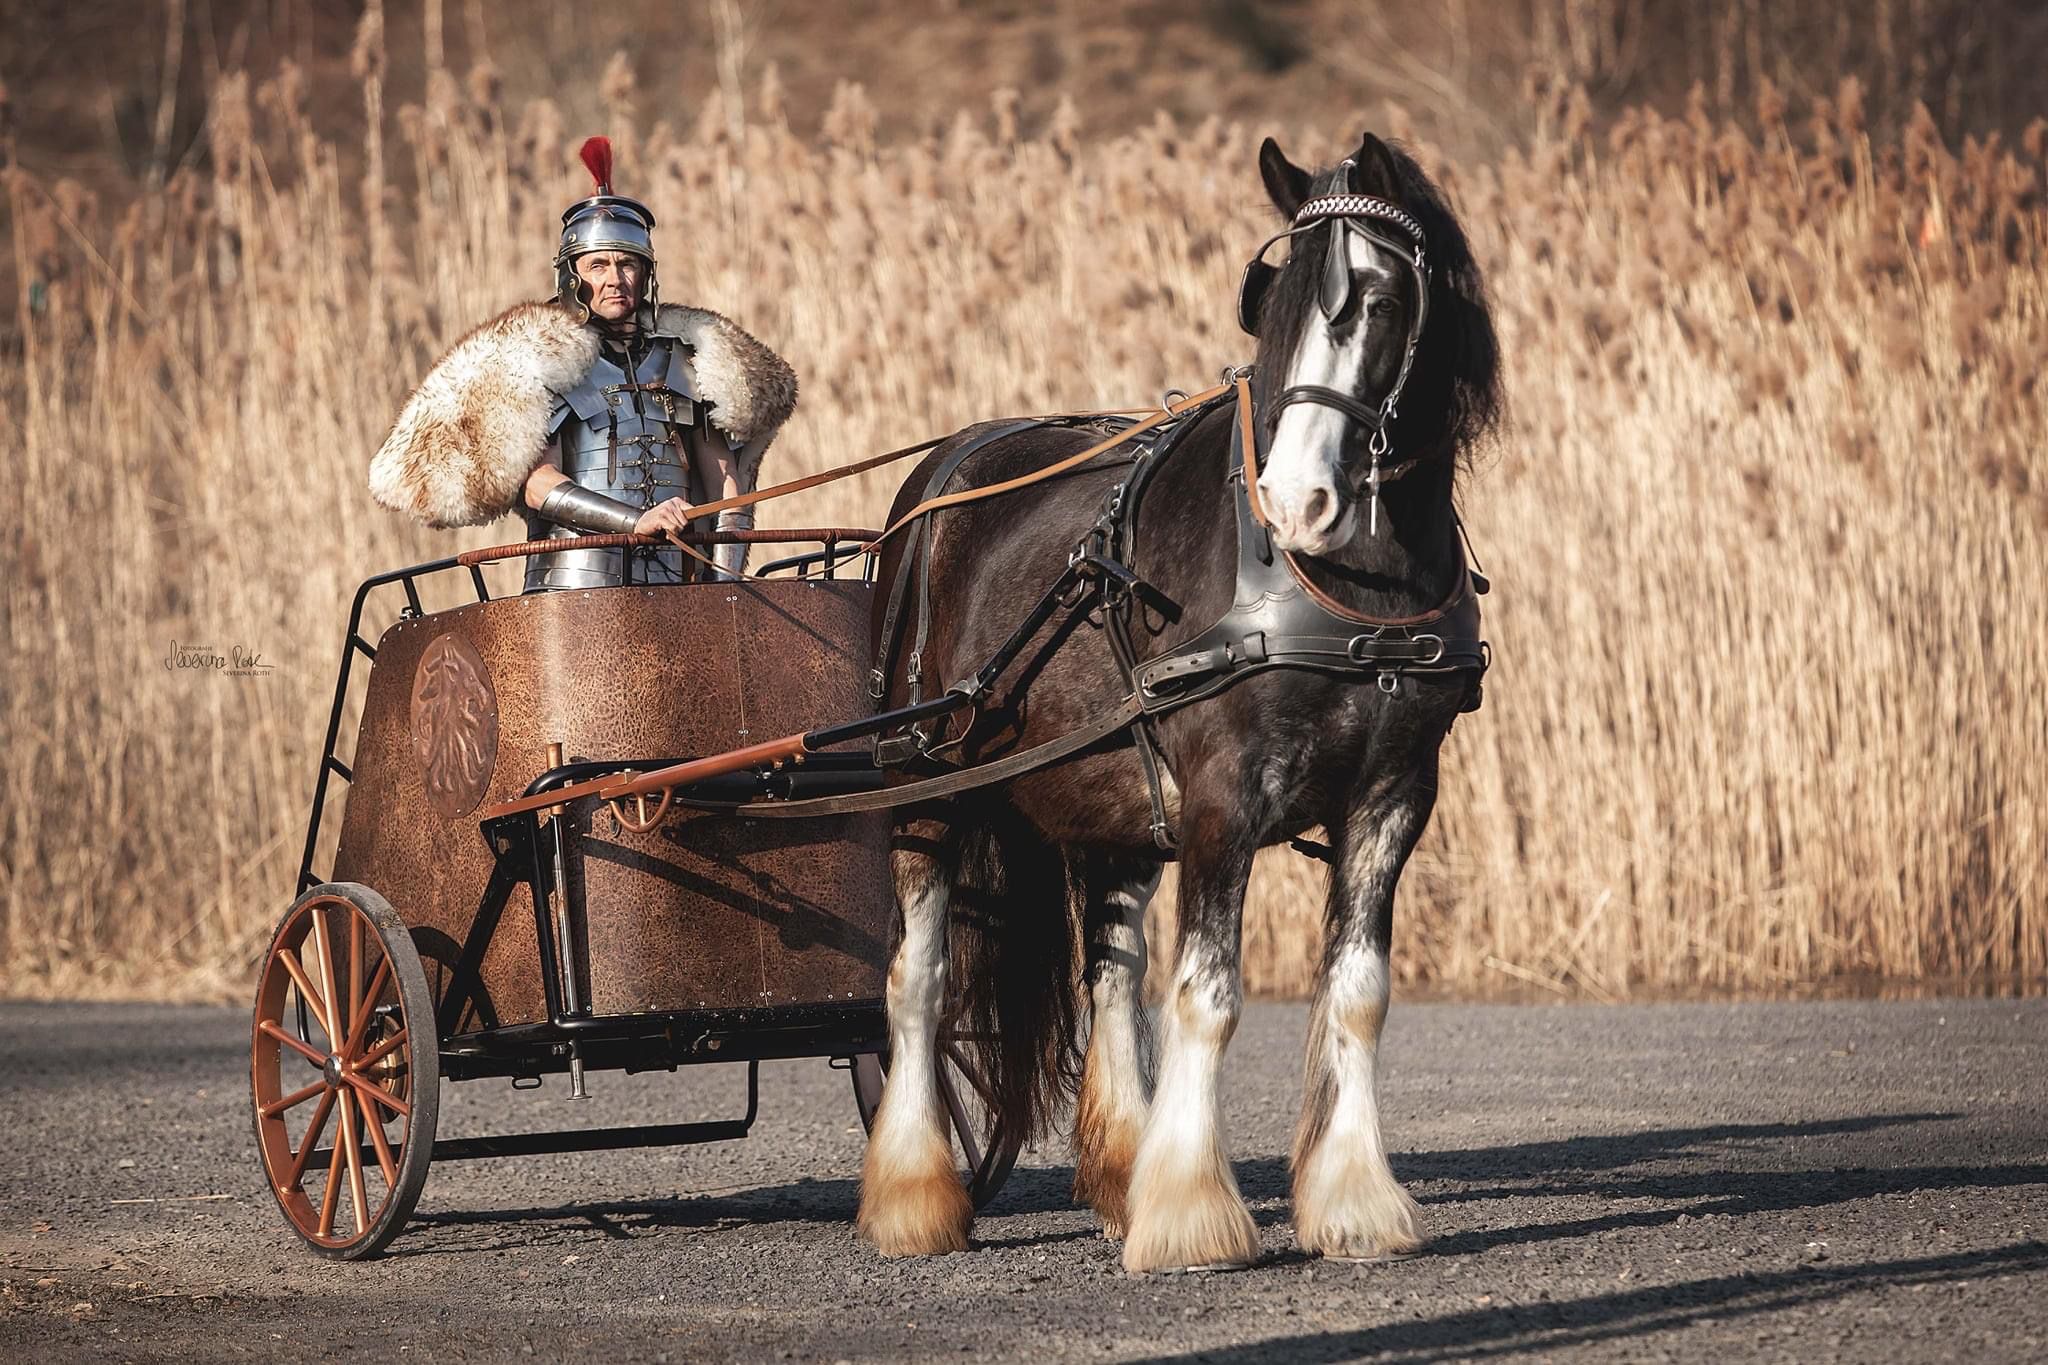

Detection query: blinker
(1319, 219), (1352, 322)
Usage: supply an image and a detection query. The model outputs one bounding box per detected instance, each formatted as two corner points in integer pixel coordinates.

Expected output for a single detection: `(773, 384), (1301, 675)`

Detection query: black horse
(854, 132), (1503, 1273)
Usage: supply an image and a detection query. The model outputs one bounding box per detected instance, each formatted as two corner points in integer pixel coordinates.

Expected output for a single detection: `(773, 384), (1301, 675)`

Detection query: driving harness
(866, 379), (1489, 852)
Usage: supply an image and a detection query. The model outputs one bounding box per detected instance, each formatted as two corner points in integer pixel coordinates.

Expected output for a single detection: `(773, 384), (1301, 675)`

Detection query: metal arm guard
(712, 507), (754, 581)
(538, 480), (643, 535)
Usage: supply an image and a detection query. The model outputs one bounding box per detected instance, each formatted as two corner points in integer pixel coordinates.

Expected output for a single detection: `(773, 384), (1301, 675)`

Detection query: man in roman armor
(368, 137), (797, 589)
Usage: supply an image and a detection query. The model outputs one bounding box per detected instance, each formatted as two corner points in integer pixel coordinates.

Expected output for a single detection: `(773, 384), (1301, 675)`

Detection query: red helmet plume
(579, 136), (614, 195)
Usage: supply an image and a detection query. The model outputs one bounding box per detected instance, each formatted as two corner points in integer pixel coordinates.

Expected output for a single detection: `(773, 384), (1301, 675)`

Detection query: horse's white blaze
(1258, 230), (1397, 555)
(1122, 941), (1260, 1271)
(1295, 811), (1424, 1258)
(859, 869), (972, 1255)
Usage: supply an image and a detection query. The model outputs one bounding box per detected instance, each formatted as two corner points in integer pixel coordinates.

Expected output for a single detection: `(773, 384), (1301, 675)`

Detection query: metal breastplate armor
(523, 337), (699, 593)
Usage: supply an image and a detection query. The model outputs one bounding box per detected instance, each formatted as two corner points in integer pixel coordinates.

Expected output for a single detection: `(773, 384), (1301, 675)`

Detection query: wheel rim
(251, 892), (419, 1251)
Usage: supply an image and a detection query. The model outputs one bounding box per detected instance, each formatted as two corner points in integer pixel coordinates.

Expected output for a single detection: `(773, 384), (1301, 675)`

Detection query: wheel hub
(322, 1054), (345, 1086)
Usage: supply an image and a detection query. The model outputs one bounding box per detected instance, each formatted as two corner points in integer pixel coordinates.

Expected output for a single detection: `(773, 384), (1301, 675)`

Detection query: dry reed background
(2, 20), (2043, 1002)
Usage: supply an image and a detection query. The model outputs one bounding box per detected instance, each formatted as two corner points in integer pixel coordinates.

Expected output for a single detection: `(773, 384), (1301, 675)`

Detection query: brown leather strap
(1282, 553), (1475, 628)
(1234, 374), (1272, 529)
(667, 402), (1185, 528)
(863, 382), (1233, 549)
(455, 527), (881, 568)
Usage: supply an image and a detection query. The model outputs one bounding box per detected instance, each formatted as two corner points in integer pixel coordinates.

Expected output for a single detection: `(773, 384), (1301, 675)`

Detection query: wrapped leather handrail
(455, 527), (881, 567)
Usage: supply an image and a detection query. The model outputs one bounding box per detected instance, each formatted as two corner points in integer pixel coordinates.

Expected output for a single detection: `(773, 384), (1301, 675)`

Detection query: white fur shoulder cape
(368, 301), (798, 529)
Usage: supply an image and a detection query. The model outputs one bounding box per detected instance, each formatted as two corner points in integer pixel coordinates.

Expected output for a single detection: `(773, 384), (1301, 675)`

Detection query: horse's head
(1240, 133), (1501, 556)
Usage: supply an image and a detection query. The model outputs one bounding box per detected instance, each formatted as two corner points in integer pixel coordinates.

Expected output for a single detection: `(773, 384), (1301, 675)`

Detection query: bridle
(1237, 164), (1432, 533)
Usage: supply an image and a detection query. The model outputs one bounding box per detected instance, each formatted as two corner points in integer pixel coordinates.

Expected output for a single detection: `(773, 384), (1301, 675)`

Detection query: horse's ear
(1259, 137), (1311, 218)
(1352, 132), (1405, 198)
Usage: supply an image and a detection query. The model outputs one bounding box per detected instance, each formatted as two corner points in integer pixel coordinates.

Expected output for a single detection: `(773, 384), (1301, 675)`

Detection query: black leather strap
(1270, 384), (1387, 431)
(677, 695), (1146, 819)
(872, 419), (1047, 704)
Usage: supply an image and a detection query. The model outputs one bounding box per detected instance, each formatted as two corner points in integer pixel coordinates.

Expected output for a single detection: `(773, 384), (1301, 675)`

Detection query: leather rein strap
(670, 696), (1146, 820)
(863, 382), (1231, 549)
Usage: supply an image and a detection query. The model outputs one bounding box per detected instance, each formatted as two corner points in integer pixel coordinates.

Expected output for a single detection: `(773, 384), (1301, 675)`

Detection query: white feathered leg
(858, 843), (973, 1255)
(1292, 782), (1432, 1260)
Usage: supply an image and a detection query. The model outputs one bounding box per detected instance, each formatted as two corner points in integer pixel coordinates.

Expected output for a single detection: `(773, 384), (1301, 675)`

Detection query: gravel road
(2, 997), (2044, 1362)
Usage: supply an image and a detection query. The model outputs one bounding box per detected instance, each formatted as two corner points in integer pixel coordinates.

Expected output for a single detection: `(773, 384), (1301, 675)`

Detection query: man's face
(574, 251), (646, 321)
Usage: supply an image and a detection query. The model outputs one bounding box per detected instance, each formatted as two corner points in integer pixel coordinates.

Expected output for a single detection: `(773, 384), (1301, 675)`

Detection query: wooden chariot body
(331, 578), (892, 1040)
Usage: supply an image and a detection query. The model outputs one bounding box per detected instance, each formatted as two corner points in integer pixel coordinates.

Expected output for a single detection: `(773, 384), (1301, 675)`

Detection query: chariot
(250, 528), (1019, 1258)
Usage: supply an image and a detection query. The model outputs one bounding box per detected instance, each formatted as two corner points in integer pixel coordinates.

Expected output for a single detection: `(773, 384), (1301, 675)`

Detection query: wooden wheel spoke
(316, 1114), (345, 1238)
(355, 1025), (408, 1071)
(937, 1063), (983, 1175)
(355, 1088), (398, 1189)
(284, 1088), (338, 1191)
(260, 1079), (326, 1119)
(344, 1071), (412, 1119)
(343, 957), (393, 1058)
(336, 1086), (371, 1234)
(275, 950), (331, 1044)
(309, 909), (345, 1044)
(259, 1019), (330, 1068)
(941, 1041), (1002, 1110)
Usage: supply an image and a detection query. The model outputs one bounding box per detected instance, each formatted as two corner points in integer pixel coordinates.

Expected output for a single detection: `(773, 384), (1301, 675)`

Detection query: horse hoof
(858, 1157), (974, 1256)
(1120, 1191), (1260, 1274)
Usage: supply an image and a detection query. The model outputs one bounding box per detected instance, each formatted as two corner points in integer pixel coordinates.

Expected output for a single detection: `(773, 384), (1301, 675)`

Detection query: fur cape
(368, 301), (798, 529)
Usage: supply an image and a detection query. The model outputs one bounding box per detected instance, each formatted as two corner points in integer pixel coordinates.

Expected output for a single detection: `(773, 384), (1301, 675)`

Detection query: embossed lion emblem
(410, 633), (499, 818)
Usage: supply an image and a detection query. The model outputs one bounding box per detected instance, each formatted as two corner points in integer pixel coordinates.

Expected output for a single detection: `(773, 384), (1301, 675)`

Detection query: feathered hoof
(1074, 1162), (1133, 1241)
(1293, 1176), (1426, 1262)
(1121, 1177), (1260, 1274)
(1072, 1126), (1139, 1241)
(858, 1140), (974, 1257)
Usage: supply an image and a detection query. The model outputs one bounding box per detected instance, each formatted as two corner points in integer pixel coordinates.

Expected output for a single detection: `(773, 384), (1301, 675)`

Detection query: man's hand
(634, 497), (694, 543)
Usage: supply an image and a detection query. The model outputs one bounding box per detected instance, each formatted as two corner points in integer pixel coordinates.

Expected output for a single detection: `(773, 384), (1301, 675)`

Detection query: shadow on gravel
(1121, 1240), (2048, 1364)
(393, 1111), (2029, 1260)
(1405, 1112), (1961, 1187)
(398, 1176), (865, 1253)
(1421, 1162), (2048, 1256)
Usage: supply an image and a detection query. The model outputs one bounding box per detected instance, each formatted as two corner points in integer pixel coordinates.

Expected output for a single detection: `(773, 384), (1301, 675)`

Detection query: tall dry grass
(2, 25), (2042, 1001)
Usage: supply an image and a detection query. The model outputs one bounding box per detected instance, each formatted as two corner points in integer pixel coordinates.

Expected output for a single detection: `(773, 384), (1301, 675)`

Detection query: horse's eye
(1369, 296), (1399, 318)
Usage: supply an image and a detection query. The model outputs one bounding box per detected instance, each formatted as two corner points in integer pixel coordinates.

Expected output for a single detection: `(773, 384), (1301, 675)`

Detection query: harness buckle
(1378, 670), (1400, 695)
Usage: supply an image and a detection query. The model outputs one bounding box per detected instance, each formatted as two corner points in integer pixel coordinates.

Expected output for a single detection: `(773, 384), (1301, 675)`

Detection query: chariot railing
(295, 528), (880, 898)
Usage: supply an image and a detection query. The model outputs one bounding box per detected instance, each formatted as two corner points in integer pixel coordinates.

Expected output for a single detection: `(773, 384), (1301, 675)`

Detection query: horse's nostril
(1302, 487), (1334, 531)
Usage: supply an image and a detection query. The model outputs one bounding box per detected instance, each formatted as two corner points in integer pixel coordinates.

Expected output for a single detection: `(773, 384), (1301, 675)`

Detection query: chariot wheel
(850, 1033), (1021, 1209)
(250, 882), (439, 1259)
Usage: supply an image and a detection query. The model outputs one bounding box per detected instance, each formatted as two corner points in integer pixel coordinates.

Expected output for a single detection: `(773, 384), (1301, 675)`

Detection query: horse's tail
(948, 811), (1083, 1145)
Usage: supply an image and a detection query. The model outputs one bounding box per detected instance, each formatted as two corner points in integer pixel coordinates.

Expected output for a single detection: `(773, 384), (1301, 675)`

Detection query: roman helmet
(554, 136), (659, 322)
